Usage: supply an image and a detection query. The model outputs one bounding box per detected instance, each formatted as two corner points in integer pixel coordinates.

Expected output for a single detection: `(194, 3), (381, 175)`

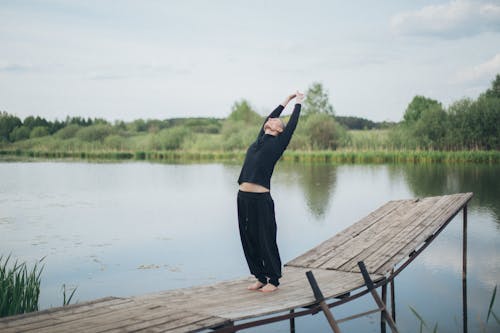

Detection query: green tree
(30, 126), (49, 139)
(227, 99), (261, 124)
(23, 116), (49, 130)
(471, 96), (500, 149)
(403, 96), (442, 124)
(76, 124), (113, 142)
(9, 126), (31, 141)
(55, 124), (81, 140)
(305, 113), (343, 149)
(412, 104), (448, 149)
(483, 73), (500, 99)
(150, 127), (189, 150)
(446, 98), (473, 149)
(303, 82), (335, 115)
(0, 112), (22, 142)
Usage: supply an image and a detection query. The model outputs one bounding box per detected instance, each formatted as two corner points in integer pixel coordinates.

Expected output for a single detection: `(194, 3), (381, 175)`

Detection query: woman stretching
(237, 91), (304, 292)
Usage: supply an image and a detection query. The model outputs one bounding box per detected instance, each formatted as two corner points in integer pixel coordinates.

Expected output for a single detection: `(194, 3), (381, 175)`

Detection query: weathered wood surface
(286, 192), (473, 275)
(0, 267), (381, 333)
(0, 193), (472, 332)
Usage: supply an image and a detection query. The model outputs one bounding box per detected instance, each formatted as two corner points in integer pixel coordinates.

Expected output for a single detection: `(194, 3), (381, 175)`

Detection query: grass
(0, 255), (44, 317)
(1, 148), (499, 164)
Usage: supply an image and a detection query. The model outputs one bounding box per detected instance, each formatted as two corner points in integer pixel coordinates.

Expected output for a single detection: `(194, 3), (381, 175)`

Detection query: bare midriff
(239, 182), (270, 193)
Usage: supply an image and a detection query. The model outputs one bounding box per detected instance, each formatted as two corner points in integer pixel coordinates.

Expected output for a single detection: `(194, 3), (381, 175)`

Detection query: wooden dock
(0, 193), (473, 333)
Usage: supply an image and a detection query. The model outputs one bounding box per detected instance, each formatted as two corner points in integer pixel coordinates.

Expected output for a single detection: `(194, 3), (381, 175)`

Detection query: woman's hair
(279, 119), (286, 130)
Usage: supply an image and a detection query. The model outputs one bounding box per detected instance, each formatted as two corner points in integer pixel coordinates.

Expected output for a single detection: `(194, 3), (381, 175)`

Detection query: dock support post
(289, 309), (295, 333)
(306, 271), (342, 333)
(381, 284), (387, 333)
(358, 262), (399, 333)
(390, 269), (396, 322)
(463, 205), (468, 333)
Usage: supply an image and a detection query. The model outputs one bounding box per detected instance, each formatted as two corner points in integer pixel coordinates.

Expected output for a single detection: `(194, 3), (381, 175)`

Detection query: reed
(0, 148), (499, 164)
(0, 255), (44, 317)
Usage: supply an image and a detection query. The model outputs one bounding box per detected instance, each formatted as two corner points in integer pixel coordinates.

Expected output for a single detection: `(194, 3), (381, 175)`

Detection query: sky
(0, 0), (499, 122)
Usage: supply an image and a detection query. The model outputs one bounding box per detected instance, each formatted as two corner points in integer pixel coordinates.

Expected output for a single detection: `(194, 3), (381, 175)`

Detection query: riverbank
(1, 148), (499, 164)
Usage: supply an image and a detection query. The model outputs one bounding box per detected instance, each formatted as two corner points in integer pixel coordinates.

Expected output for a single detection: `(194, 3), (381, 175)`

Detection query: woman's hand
(281, 93), (296, 107)
(295, 90), (305, 104)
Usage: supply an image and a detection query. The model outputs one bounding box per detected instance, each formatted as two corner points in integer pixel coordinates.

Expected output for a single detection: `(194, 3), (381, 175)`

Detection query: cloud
(0, 62), (37, 73)
(391, 0), (500, 38)
(455, 53), (500, 83)
(86, 64), (191, 81)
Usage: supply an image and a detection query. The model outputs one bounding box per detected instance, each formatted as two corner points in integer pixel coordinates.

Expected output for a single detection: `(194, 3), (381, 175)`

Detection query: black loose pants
(237, 190), (282, 286)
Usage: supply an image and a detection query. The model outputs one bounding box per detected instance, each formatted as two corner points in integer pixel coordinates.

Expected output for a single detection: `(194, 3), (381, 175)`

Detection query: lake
(0, 160), (499, 332)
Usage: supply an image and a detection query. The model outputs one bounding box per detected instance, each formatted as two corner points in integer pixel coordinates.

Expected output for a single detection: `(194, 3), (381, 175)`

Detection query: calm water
(0, 161), (499, 332)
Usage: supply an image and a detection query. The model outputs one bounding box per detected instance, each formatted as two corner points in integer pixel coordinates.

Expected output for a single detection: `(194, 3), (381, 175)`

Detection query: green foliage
(221, 120), (259, 151)
(347, 129), (391, 150)
(335, 116), (390, 130)
(182, 118), (221, 134)
(30, 126), (49, 139)
(150, 126), (189, 150)
(131, 119), (148, 132)
(104, 135), (125, 150)
(1, 76), (499, 154)
(76, 124), (113, 142)
(403, 96), (442, 124)
(305, 113), (342, 149)
(303, 82), (335, 115)
(23, 116), (49, 130)
(62, 284), (77, 306)
(9, 126), (31, 142)
(412, 104), (448, 149)
(227, 99), (261, 124)
(0, 112), (22, 142)
(483, 74), (500, 99)
(55, 124), (81, 140)
(0, 255), (43, 317)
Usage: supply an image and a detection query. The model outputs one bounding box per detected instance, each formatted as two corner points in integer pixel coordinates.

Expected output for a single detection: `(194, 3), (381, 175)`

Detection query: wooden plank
(374, 193), (472, 274)
(0, 297), (133, 331)
(315, 198), (433, 271)
(335, 195), (450, 273)
(16, 299), (163, 333)
(285, 200), (408, 268)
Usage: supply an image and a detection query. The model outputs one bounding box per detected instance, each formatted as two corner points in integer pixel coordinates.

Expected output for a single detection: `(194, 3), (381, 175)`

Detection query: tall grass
(1, 148), (499, 164)
(0, 255), (44, 317)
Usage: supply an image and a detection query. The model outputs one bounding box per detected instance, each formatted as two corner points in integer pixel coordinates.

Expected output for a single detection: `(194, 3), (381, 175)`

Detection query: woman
(237, 91), (304, 292)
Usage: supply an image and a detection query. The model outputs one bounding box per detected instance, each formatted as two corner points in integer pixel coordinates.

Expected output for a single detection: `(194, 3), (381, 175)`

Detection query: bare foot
(260, 283), (278, 292)
(247, 281), (265, 290)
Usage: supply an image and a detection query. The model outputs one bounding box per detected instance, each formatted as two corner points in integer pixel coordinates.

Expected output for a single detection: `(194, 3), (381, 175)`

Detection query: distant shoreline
(1, 149), (499, 164)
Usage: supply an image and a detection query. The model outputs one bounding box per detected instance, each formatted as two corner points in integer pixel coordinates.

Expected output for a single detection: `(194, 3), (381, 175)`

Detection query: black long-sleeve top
(237, 103), (301, 190)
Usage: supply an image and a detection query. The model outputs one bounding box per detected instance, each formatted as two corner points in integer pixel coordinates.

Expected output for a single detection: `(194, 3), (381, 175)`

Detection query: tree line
(0, 75), (499, 152)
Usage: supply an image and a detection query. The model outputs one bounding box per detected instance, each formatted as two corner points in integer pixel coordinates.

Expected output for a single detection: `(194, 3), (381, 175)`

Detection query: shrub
(55, 124), (81, 140)
(29, 126), (49, 139)
(9, 126), (31, 142)
(104, 135), (126, 150)
(150, 127), (189, 150)
(305, 113), (343, 150)
(76, 124), (113, 142)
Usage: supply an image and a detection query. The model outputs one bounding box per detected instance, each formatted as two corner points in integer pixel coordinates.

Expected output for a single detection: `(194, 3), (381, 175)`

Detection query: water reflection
(278, 163), (337, 218)
(391, 164), (500, 222)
